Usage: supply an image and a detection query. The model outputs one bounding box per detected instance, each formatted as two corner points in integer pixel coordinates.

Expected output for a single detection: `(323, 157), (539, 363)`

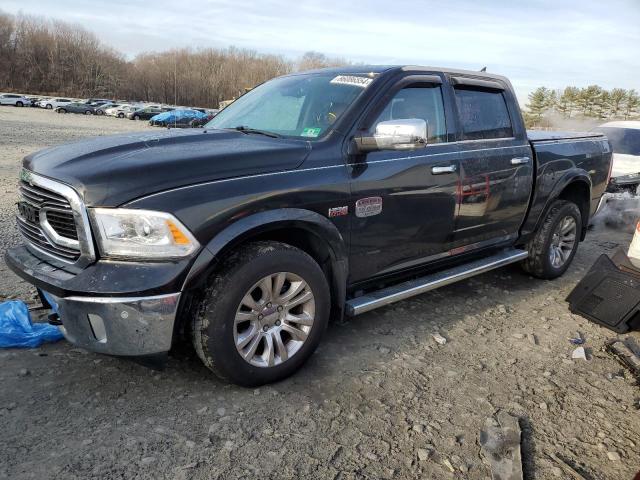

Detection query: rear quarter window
(454, 87), (513, 140)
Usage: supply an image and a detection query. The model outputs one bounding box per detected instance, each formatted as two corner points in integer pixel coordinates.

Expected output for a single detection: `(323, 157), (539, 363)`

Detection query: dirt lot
(0, 106), (638, 480)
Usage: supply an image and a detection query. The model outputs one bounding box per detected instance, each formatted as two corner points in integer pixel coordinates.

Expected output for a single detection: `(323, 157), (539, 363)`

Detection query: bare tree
(0, 11), (351, 108)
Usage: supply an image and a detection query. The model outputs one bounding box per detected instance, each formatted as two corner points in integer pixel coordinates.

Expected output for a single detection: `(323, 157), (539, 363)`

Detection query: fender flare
(181, 208), (348, 317)
(534, 168), (592, 236)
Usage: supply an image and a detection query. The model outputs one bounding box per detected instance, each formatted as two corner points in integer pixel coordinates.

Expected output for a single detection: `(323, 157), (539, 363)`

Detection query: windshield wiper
(231, 126), (280, 138)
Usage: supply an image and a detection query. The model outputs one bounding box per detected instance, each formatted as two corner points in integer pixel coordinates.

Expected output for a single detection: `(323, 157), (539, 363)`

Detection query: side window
(454, 87), (513, 140)
(371, 84), (447, 144)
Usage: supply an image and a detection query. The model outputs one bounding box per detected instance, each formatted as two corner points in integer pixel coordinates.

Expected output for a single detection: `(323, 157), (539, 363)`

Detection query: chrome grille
(17, 178), (81, 262)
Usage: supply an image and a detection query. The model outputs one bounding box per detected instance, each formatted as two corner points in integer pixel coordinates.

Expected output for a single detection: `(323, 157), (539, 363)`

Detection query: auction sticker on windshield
(330, 75), (373, 88)
(301, 127), (322, 137)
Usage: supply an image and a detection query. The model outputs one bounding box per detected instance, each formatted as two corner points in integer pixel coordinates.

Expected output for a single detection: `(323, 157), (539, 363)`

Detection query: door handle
(431, 165), (457, 175)
(510, 157), (530, 165)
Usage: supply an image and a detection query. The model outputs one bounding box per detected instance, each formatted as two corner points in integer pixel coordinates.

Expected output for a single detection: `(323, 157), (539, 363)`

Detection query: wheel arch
(182, 208), (348, 321)
(527, 171), (592, 243)
(557, 179), (591, 239)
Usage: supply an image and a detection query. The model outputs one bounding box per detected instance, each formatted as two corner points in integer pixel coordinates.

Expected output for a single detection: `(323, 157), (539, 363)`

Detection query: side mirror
(354, 119), (427, 153)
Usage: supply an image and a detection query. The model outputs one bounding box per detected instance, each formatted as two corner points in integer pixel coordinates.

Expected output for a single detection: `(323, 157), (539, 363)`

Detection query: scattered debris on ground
(607, 340), (640, 380)
(479, 412), (523, 480)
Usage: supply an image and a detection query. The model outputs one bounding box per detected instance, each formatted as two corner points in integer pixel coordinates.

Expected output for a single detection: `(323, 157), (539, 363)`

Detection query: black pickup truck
(6, 66), (612, 386)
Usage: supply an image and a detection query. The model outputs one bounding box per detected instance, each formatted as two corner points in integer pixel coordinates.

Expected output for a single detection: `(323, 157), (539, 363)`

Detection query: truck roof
(292, 65), (510, 84)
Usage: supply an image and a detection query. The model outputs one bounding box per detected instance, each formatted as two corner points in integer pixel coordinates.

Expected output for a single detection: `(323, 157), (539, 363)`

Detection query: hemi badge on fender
(355, 197), (383, 218)
(328, 206), (349, 218)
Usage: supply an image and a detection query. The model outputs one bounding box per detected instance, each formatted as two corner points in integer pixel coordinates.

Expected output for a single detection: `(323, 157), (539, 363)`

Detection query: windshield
(597, 127), (640, 156)
(205, 73), (374, 138)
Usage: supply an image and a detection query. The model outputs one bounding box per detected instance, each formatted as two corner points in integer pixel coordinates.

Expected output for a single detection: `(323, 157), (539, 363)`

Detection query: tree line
(0, 11), (347, 108)
(525, 85), (640, 128)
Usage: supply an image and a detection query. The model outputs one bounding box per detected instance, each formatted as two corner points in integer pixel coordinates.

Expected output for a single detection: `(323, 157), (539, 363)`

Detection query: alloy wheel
(234, 272), (315, 368)
(549, 215), (577, 268)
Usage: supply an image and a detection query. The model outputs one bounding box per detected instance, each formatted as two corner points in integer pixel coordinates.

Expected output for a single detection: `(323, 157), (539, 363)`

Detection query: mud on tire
(191, 241), (330, 387)
(521, 199), (582, 279)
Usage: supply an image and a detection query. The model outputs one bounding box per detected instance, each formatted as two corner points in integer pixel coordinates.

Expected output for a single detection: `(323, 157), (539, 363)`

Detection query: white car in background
(0, 94), (30, 106)
(104, 104), (128, 116)
(38, 98), (73, 109)
(110, 104), (144, 118)
(597, 121), (640, 192)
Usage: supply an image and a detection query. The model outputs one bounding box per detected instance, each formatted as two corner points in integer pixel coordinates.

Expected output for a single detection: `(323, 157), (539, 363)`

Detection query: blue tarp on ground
(0, 300), (63, 348)
(150, 109), (208, 123)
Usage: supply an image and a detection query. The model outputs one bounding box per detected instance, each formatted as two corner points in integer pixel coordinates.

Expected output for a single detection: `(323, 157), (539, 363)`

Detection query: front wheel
(57, 109), (66, 114)
(521, 199), (581, 279)
(117, 112), (124, 118)
(46, 104), (52, 109)
(192, 241), (330, 386)
(133, 115), (140, 120)
(84, 110), (93, 115)
(15, 101), (23, 107)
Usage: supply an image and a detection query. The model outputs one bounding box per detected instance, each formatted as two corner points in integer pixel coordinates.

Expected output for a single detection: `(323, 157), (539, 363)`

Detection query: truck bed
(520, 130), (612, 240)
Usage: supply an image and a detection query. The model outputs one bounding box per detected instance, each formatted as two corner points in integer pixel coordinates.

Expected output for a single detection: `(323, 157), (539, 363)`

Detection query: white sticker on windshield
(330, 75), (373, 88)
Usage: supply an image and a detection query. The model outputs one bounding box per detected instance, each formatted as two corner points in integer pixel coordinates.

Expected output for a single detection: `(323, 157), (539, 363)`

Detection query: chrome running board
(345, 249), (528, 316)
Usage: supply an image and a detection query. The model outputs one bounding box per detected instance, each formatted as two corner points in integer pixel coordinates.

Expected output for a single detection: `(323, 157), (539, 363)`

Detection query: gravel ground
(0, 106), (639, 480)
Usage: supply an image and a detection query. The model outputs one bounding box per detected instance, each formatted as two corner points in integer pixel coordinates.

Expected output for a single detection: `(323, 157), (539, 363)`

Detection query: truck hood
(24, 129), (311, 206)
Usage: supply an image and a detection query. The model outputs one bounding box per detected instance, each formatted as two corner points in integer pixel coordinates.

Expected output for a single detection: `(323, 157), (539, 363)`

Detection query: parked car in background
(105, 104), (133, 117)
(55, 102), (96, 115)
(26, 97), (42, 107)
(189, 113), (217, 127)
(149, 109), (209, 127)
(127, 106), (171, 120)
(596, 121), (640, 192)
(84, 98), (112, 105)
(93, 103), (119, 115)
(0, 94), (31, 107)
(38, 98), (73, 109)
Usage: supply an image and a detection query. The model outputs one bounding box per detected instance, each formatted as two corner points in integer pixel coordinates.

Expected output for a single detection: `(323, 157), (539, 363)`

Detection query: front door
(349, 77), (460, 282)
(450, 82), (533, 248)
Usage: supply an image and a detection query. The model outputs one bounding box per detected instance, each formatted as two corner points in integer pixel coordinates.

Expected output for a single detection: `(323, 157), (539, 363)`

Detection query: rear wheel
(117, 112), (124, 118)
(522, 200), (581, 279)
(191, 241), (330, 386)
(133, 114), (140, 120)
(57, 109), (66, 114)
(84, 110), (93, 115)
(46, 104), (52, 109)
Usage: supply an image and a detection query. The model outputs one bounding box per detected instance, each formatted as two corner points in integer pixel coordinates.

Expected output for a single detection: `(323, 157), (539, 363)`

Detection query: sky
(2, 0), (639, 103)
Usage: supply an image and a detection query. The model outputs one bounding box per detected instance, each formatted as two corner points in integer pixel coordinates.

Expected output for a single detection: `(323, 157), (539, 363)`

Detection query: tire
(117, 112), (124, 118)
(192, 241), (330, 386)
(97, 110), (104, 115)
(57, 109), (66, 114)
(16, 101), (23, 107)
(521, 200), (581, 279)
(84, 110), (93, 115)
(46, 104), (52, 109)
(133, 115), (140, 120)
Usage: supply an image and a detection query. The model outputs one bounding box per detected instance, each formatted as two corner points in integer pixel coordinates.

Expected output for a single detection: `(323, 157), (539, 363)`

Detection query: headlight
(89, 208), (199, 260)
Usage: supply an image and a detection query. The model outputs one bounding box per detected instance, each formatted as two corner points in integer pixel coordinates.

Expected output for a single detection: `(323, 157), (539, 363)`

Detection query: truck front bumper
(43, 291), (180, 356)
(5, 245), (192, 357)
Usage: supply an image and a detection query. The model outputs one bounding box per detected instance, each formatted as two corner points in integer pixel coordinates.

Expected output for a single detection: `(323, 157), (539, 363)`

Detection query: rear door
(450, 78), (533, 248)
(349, 74), (461, 282)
